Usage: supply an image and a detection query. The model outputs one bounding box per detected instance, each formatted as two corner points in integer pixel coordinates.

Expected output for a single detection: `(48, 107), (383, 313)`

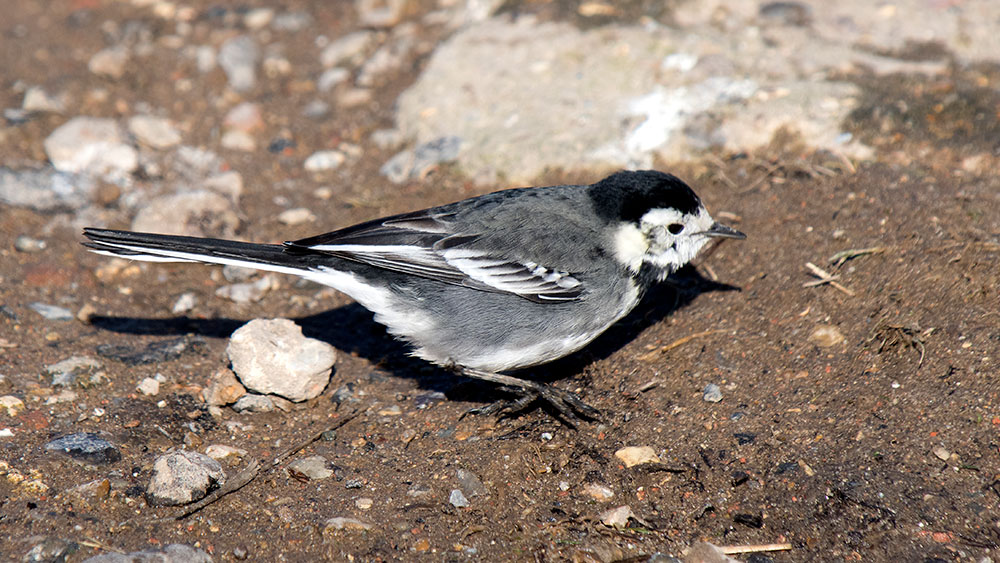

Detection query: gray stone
(22, 86), (66, 113)
(232, 394), (276, 413)
(317, 68), (350, 92)
(355, 0), (406, 28)
(449, 488), (470, 508)
(128, 115), (182, 149)
(215, 275), (275, 304)
(45, 356), (103, 386)
(44, 117), (138, 176)
(320, 31), (376, 67)
(227, 319), (336, 402)
(14, 235), (47, 253)
(45, 433), (121, 464)
(381, 136), (461, 183)
(147, 450), (226, 506)
(29, 302), (74, 321)
(0, 167), (95, 212)
(304, 150), (346, 171)
(287, 455), (334, 480)
(88, 46), (129, 79)
(703, 383), (723, 403)
(218, 35), (259, 92)
(131, 190), (240, 238)
(81, 543), (212, 563)
(455, 468), (486, 497)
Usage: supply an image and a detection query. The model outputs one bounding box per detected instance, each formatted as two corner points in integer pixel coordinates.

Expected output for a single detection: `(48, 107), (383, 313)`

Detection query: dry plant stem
(804, 261), (855, 296)
(173, 410), (361, 520)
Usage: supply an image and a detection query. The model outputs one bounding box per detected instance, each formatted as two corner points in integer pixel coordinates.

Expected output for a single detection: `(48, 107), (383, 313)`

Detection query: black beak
(701, 222), (746, 239)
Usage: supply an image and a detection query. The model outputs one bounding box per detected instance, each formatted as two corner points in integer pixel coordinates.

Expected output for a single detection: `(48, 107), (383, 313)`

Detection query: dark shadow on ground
(88, 264), (740, 406)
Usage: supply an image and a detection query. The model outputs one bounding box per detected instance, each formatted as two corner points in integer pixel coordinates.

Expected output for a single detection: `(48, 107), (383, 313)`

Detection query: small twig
(719, 542), (793, 555)
(804, 262), (855, 296)
(173, 410), (360, 519)
(639, 330), (728, 361)
(829, 247), (886, 267)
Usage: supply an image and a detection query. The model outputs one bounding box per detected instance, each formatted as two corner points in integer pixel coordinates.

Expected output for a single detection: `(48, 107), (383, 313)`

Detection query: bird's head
(590, 170), (745, 282)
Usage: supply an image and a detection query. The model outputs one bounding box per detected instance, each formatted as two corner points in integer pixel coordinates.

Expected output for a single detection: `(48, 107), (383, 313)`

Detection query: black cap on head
(588, 170), (703, 223)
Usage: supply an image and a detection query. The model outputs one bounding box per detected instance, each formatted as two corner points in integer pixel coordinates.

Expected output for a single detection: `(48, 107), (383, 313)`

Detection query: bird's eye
(667, 223), (684, 235)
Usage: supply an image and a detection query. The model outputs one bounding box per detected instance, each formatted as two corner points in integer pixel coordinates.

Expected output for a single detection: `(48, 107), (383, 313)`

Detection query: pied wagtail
(83, 170), (744, 422)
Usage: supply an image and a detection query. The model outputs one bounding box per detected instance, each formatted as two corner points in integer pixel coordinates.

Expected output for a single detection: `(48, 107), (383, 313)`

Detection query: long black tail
(82, 228), (321, 275)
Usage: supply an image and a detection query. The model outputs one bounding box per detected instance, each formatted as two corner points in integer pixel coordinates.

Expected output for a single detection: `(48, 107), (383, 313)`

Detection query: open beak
(701, 222), (746, 239)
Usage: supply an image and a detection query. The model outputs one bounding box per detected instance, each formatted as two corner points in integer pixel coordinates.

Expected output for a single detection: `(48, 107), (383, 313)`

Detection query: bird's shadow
(88, 265), (739, 403)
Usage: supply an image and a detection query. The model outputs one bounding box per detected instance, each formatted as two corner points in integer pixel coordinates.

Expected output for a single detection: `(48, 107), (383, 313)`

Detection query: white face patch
(612, 223), (647, 273)
(611, 206), (716, 278)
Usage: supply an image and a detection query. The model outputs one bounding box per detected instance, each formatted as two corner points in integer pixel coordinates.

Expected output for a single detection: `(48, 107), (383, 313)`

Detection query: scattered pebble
(809, 324), (845, 348)
(932, 446), (950, 461)
(0, 167), (95, 212)
(88, 46), (129, 79)
(216, 275), (276, 303)
(29, 302), (74, 321)
(599, 505), (635, 529)
(324, 517), (373, 532)
(582, 482), (614, 501)
(128, 115), (182, 149)
(381, 136), (462, 183)
(304, 150), (346, 172)
(288, 455), (334, 480)
(44, 433), (121, 464)
(221, 130), (256, 151)
(356, 0), (407, 28)
(0, 395), (26, 417)
(684, 542), (741, 563)
(204, 369), (246, 406)
(43, 116), (138, 176)
(407, 484), (432, 498)
(137, 377), (160, 396)
(81, 544), (212, 563)
(317, 67), (351, 92)
(22, 86), (65, 113)
(147, 450), (226, 506)
(46, 390), (78, 404)
(223, 264), (257, 283)
(218, 35), (259, 92)
(278, 207), (316, 225)
(703, 383), (723, 403)
(223, 102), (265, 133)
(172, 292), (197, 314)
(320, 31), (376, 67)
(227, 318), (337, 402)
(204, 444), (247, 460)
(449, 488), (470, 508)
(302, 100), (331, 118)
(45, 356), (103, 385)
(132, 190), (240, 237)
(614, 446), (660, 468)
(14, 235), (47, 253)
(23, 538), (78, 563)
(456, 468), (487, 497)
(355, 497), (374, 509)
(232, 394), (277, 413)
(243, 7), (274, 29)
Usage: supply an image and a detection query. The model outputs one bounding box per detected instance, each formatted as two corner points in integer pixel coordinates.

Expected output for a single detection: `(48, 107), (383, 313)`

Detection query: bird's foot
(459, 368), (600, 427)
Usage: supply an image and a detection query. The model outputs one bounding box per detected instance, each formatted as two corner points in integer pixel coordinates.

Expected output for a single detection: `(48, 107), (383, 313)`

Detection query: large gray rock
(227, 319), (336, 402)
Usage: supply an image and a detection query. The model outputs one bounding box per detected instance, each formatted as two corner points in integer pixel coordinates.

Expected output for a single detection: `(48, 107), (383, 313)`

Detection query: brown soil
(1, 1), (998, 561)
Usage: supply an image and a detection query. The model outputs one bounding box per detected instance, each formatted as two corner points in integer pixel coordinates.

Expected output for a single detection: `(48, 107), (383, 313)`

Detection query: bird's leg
(457, 367), (600, 425)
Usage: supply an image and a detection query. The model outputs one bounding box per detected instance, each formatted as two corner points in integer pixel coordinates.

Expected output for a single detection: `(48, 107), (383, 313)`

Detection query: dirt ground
(2, 1), (999, 562)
